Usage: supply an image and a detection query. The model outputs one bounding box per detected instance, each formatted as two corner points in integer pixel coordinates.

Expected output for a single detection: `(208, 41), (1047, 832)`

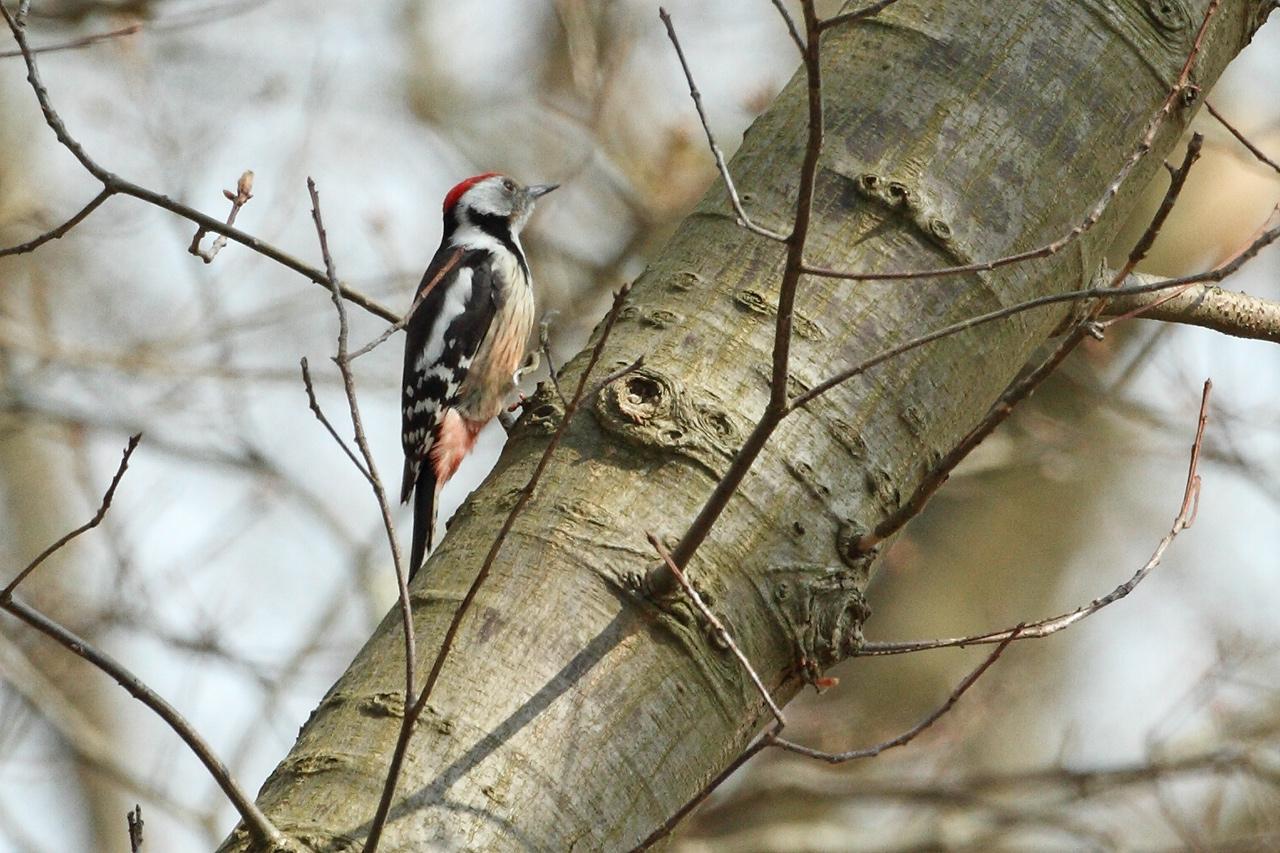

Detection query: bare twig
(0, 187), (112, 257)
(851, 134), (1205, 553)
(1207, 100), (1280, 174)
(1, 433), (140, 599)
(0, 22), (140, 59)
(648, 533), (787, 726)
(0, 5), (398, 322)
(1114, 133), (1203, 283)
(1104, 275), (1280, 344)
(630, 616), (1019, 850)
(788, 219), (1278, 414)
(664, 0), (825, 578)
(858, 380), (1211, 657)
(767, 0), (806, 54)
(127, 805), (144, 853)
(660, 8), (787, 242)
(800, 0), (1223, 284)
(0, 598), (288, 850)
(538, 313), (568, 407)
(300, 358), (371, 483)
(819, 0), (905, 31)
(305, 179), (417, 853)
(773, 627), (1021, 762)
(362, 282), (634, 852)
(189, 170), (254, 264)
(347, 248), (463, 361)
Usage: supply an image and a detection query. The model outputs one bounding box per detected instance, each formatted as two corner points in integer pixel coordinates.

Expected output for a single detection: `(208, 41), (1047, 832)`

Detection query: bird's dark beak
(527, 183), (559, 199)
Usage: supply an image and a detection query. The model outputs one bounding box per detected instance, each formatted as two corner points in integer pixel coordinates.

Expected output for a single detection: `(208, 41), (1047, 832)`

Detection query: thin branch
(300, 358), (371, 483)
(800, 0), (1223, 283)
(346, 248), (462, 361)
(1104, 275), (1280, 344)
(1115, 132), (1203, 283)
(648, 533), (787, 726)
(665, 0), (825, 576)
(538, 313), (568, 407)
(0, 597), (288, 850)
(0, 187), (112, 257)
(851, 133), (1205, 553)
(1, 433), (140, 599)
(0, 22), (140, 59)
(819, 0), (905, 31)
(1207, 100), (1280, 174)
(305, 179), (417, 853)
(189, 170), (254, 264)
(772, 627), (1021, 762)
(767, 0), (806, 54)
(659, 8), (787, 241)
(127, 805), (144, 853)
(0, 4), (398, 322)
(858, 379), (1211, 657)
(363, 282), (634, 852)
(788, 219), (1278, 414)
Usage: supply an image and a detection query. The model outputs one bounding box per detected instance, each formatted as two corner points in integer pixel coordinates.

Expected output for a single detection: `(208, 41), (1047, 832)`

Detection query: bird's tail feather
(408, 465), (438, 580)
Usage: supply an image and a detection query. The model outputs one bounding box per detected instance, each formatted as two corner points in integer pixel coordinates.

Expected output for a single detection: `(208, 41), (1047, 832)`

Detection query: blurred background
(0, 1), (1276, 850)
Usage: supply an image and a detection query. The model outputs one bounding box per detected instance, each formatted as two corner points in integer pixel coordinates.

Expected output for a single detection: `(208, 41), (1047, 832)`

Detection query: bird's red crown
(442, 173), (499, 214)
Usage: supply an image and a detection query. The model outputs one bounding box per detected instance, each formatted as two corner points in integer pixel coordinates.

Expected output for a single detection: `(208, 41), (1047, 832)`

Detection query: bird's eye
(502, 179), (516, 192)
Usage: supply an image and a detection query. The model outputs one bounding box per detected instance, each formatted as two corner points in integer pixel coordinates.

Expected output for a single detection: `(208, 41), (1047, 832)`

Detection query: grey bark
(219, 1), (1273, 850)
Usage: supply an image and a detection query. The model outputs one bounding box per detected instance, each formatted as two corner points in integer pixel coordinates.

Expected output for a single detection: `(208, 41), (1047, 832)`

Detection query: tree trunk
(220, 1), (1270, 849)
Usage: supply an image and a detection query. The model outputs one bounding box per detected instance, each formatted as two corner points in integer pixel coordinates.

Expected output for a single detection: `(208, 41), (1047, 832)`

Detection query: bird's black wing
(399, 248), (496, 488)
(400, 249), (499, 576)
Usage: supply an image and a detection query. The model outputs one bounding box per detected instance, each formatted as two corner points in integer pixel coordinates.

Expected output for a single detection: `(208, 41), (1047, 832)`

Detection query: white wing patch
(415, 267), (474, 372)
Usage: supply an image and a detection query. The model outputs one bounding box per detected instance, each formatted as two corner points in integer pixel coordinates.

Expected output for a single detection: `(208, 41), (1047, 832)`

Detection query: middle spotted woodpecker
(400, 173), (557, 579)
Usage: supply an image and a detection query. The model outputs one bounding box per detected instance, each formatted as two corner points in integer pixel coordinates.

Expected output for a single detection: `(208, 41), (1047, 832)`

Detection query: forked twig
(631, 557), (1019, 850)
(304, 180), (418, 853)
(189, 170), (254, 263)
(0, 4), (398, 322)
(127, 805), (144, 853)
(2, 434), (141, 599)
(858, 380), (1211, 657)
(660, 8), (787, 242)
(800, 0), (1224, 284)
(1, 599), (288, 850)
(1207, 100), (1280, 175)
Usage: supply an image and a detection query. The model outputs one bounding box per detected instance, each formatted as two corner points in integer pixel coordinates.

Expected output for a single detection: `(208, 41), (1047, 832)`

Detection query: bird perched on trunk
(400, 174), (558, 578)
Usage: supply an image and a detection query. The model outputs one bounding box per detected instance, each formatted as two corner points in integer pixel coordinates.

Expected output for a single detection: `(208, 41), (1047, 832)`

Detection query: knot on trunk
(850, 170), (971, 262)
(757, 564), (871, 684)
(592, 365), (742, 476)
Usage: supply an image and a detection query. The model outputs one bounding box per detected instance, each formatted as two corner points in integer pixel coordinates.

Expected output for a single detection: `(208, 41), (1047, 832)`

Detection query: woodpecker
(401, 173), (557, 578)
